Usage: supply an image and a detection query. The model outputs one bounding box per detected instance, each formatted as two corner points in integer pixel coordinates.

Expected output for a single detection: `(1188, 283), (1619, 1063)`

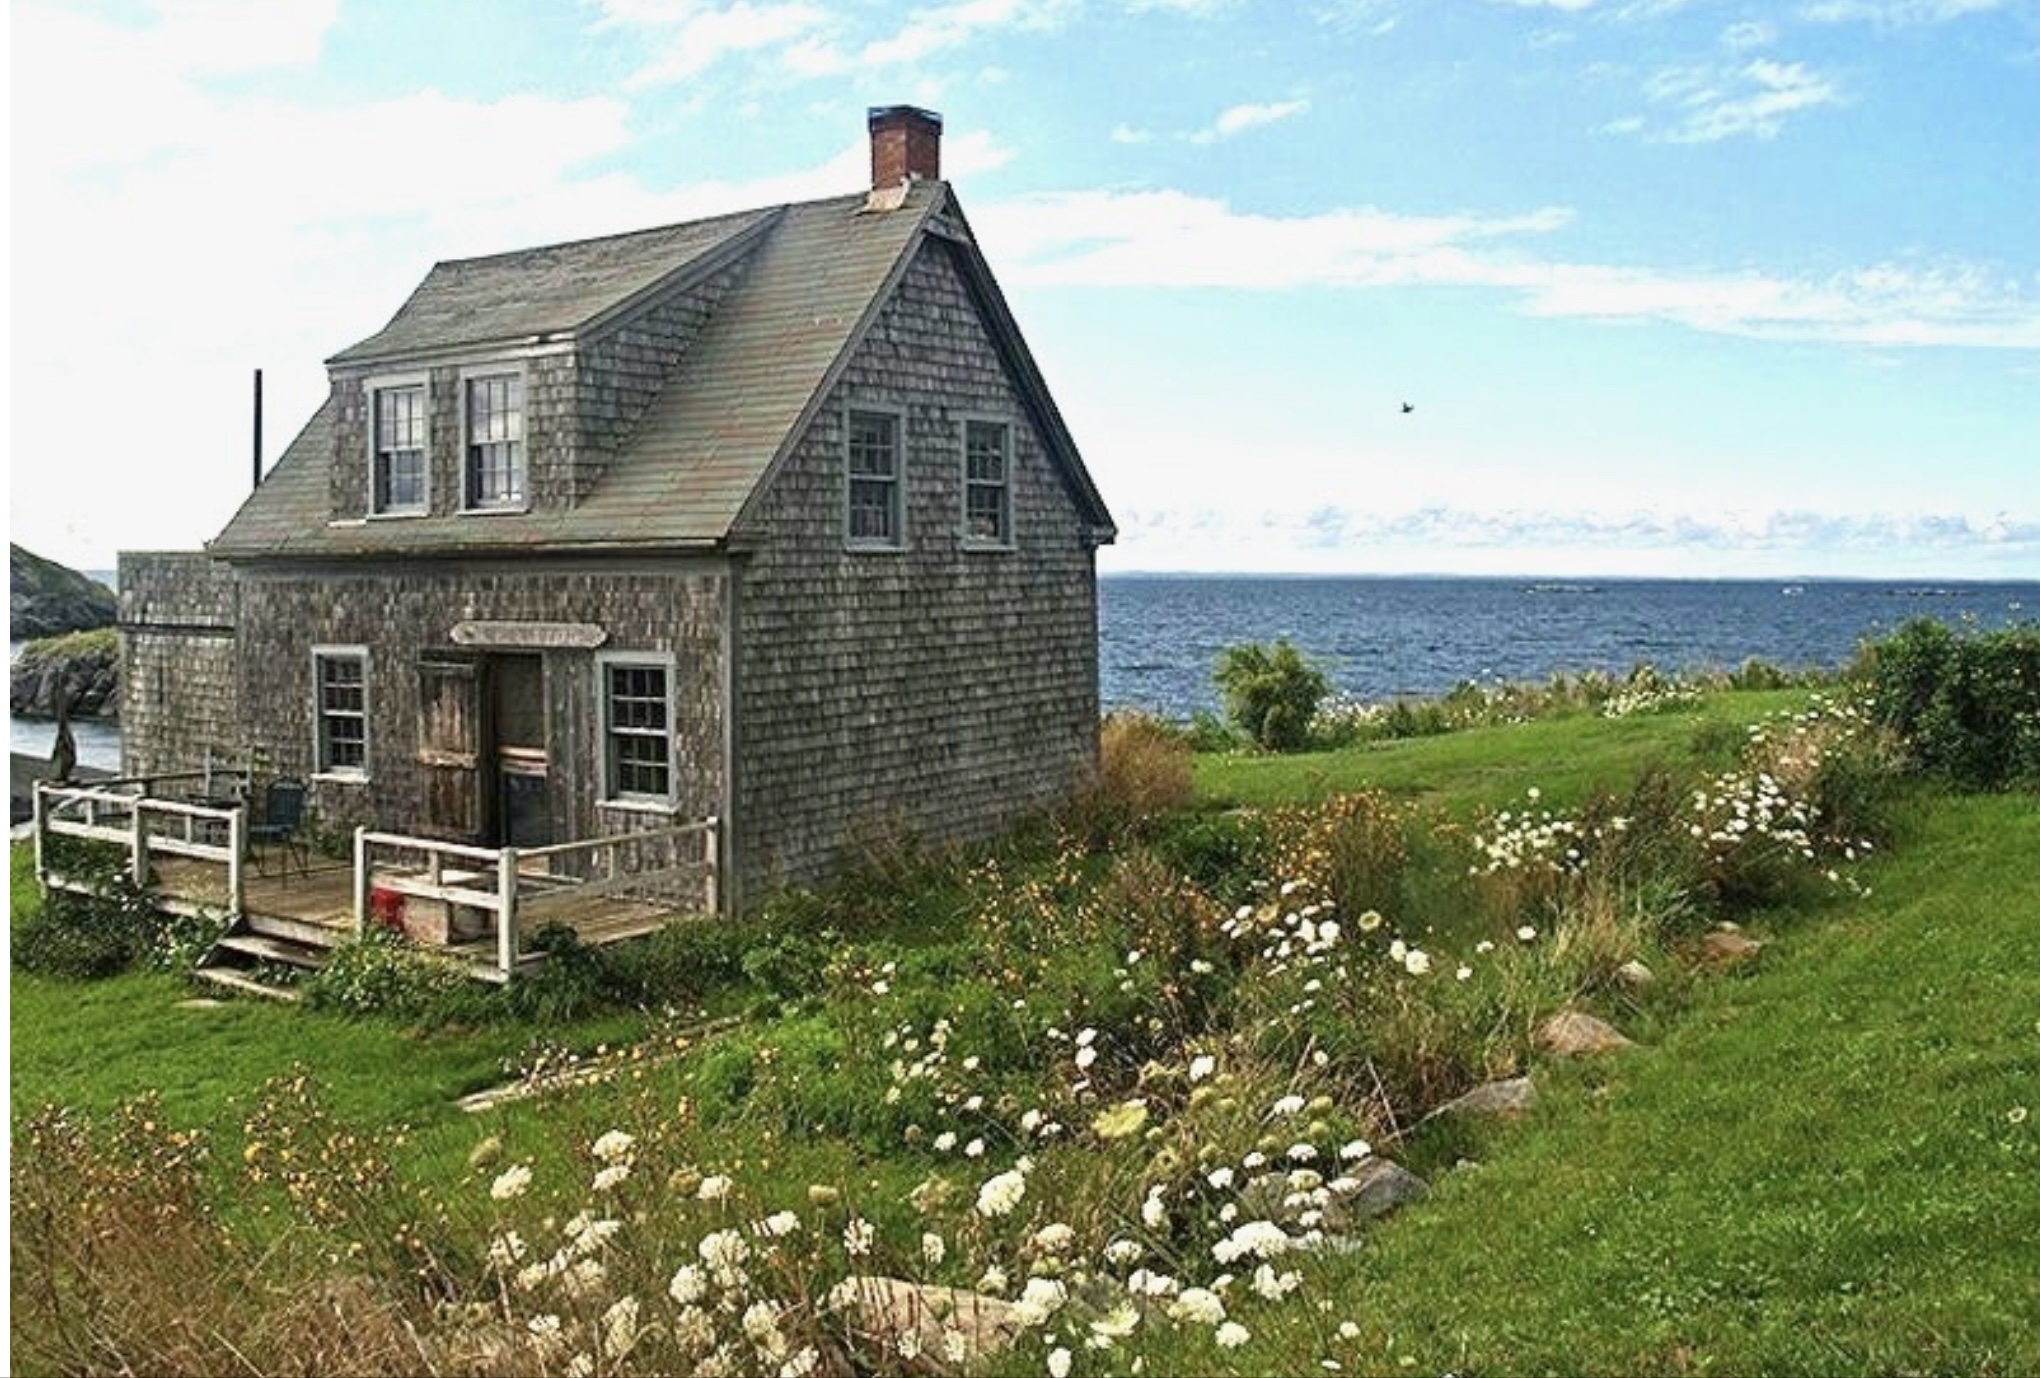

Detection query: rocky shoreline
(11, 628), (120, 721)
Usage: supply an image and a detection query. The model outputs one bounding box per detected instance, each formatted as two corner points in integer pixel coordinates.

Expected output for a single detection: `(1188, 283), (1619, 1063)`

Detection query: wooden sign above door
(449, 620), (608, 650)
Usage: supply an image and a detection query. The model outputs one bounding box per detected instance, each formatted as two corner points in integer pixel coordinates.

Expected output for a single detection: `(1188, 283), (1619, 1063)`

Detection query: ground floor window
(601, 656), (673, 802)
(313, 648), (369, 775)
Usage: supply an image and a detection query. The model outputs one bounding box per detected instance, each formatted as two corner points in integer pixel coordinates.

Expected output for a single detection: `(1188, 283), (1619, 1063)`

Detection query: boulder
(1431, 1075), (1539, 1121)
(10, 543), (115, 640)
(1536, 1009), (1634, 1057)
(826, 1275), (1021, 1371)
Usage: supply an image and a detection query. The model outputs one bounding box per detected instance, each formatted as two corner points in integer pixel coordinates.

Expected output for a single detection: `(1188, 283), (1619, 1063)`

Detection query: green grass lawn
(1292, 790), (2040, 1376)
(1195, 689), (1810, 814)
(10, 688), (2036, 1376)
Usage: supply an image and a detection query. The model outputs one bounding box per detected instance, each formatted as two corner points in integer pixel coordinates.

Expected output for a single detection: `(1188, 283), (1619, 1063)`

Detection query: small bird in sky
(1401, 401), (1415, 414)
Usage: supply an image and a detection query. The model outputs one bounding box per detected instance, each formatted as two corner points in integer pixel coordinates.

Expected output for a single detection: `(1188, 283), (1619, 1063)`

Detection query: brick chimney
(868, 105), (943, 190)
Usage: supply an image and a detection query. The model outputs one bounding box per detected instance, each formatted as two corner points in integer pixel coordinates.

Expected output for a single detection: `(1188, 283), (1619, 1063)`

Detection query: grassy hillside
(10, 684), (2037, 1376)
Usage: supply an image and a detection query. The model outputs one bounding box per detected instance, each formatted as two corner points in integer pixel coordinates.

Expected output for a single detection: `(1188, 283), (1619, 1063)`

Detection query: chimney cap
(867, 104), (944, 132)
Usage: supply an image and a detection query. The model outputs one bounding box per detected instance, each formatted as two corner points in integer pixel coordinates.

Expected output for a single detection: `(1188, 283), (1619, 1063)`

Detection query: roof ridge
(428, 190), (871, 270)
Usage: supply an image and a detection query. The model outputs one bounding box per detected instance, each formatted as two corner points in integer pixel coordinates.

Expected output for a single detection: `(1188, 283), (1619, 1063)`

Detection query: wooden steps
(193, 920), (338, 1002)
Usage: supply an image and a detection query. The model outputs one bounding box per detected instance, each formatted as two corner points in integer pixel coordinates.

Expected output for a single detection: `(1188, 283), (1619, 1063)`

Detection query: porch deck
(32, 772), (718, 984)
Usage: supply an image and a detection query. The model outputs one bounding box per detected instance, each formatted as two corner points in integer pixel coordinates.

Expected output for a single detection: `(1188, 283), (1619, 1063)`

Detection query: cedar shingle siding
(119, 146), (1113, 915)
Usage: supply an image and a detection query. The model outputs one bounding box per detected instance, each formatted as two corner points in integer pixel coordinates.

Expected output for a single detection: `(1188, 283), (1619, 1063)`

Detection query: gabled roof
(326, 207), (778, 365)
(211, 182), (1114, 559)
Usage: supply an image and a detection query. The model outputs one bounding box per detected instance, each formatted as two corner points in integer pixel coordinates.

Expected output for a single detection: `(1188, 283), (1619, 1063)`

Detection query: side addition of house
(120, 106), (1116, 917)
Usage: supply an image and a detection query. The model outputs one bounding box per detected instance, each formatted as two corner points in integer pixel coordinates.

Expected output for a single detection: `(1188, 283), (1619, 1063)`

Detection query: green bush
(1855, 618), (2040, 790)
(302, 928), (472, 1021)
(1214, 639), (1331, 752)
(11, 870), (164, 980)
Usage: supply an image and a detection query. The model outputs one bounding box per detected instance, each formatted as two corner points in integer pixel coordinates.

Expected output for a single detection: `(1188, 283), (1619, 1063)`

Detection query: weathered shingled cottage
(121, 107), (1115, 915)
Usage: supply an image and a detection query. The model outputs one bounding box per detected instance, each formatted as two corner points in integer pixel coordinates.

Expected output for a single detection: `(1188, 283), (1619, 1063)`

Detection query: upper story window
(464, 372), (526, 510)
(313, 648), (369, 776)
(963, 419), (1012, 546)
(846, 409), (903, 548)
(371, 383), (428, 515)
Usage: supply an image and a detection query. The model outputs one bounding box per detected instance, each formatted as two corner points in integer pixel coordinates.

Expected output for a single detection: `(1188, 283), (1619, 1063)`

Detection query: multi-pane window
(964, 419), (1012, 544)
(372, 385), (427, 514)
(465, 373), (525, 509)
(604, 661), (672, 800)
(314, 651), (368, 775)
(846, 410), (902, 547)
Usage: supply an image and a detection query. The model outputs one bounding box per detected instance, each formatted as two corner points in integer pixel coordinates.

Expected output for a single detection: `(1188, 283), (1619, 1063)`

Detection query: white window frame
(311, 645), (371, 780)
(366, 372), (430, 517)
(596, 651), (678, 809)
(459, 365), (529, 513)
(960, 414), (1014, 549)
(844, 405), (907, 551)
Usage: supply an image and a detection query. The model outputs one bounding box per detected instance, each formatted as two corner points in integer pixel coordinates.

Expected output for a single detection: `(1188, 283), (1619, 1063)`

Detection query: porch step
(245, 911), (353, 949)
(194, 921), (334, 1002)
(192, 966), (303, 1003)
(214, 932), (331, 969)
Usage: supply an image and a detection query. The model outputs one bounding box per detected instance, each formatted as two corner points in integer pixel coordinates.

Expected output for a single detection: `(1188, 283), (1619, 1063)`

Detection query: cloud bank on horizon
(9, 0), (2038, 580)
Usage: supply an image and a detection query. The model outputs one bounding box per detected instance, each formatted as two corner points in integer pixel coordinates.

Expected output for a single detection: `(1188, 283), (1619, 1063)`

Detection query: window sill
(311, 771), (370, 786)
(366, 509), (429, 521)
(844, 542), (907, 555)
(598, 796), (679, 817)
(459, 502), (532, 517)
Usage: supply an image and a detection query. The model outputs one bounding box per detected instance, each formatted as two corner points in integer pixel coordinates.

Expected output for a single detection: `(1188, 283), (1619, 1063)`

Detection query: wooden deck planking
(144, 854), (695, 960)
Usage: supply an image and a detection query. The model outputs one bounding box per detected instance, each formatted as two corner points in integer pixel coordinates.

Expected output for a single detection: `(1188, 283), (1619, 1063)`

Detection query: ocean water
(1100, 576), (2039, 720)
(11, 578), (2036, 767)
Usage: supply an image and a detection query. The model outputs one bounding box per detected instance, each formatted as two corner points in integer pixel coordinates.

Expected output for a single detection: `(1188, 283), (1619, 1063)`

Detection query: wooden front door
(417, 659), (482, 839)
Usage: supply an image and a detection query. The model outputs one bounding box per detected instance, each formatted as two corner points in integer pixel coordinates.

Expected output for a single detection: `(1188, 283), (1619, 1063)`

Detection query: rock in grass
(1536, 1009), (1635, 1056)
(1333, 1157), (1431, 1224)
(1614, 958), (1657, 990)
(826, 1276), (1020, 1370)
(1699, 928), (1765, 966)
(1432, 1075), (1539, 1120)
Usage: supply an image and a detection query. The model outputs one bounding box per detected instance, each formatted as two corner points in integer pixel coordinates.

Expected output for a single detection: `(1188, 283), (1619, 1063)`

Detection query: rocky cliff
(11, 627), (120, 720)
(11, 543), (117, 640)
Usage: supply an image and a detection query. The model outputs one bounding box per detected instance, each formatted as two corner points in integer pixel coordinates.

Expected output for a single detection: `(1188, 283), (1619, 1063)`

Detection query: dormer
(320, 208), (776, 522)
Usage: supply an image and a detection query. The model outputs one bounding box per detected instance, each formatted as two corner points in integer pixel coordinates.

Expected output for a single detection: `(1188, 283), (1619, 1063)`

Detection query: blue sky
(10, 0), (2038, 578)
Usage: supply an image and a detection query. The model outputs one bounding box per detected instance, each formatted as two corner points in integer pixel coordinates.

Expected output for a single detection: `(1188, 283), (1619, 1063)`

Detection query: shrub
(1214, 639), (1331, 752)
(302, 928), (472, 1021)
(11, 869), (163, 980)
(1855, 618), (2040, 790)
(1067, 712), (1195, 843)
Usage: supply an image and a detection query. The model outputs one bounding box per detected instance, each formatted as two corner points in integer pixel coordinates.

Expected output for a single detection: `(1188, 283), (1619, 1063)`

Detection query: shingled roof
(211, 181), (1114, 559)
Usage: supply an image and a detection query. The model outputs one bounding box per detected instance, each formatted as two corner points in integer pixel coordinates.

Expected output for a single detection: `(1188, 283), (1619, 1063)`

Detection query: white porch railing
(34, 778), (249, 917)
(354, 817), (719, 980)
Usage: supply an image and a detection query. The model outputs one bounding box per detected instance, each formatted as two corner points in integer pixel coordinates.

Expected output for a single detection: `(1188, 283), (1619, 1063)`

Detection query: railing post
(228, 806), (247, 923)
(32, 784), (49, 887)
(129, 802), (150, 887)
(497, 847), (519, 981)
(703, 816), (720, 916)
(352, 828), (371, 937)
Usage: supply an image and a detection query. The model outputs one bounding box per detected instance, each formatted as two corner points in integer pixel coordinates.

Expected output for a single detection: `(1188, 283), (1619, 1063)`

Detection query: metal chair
(249, 779), (310, 877)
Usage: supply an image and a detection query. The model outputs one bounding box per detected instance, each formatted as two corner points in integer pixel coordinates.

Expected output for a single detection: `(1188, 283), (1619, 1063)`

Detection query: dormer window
(370, 380), (428, 515)
(464, 371), (526, 510)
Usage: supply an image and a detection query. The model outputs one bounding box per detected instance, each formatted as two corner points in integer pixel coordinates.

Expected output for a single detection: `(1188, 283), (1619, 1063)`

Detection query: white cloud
(976, 187), (2040, 348)
(589, 1), (830, 87)
(1111, 123), (1155, 144)
(1801, 0), (2002, 24)
(1625, 56), (1843, 142)
(1720, 18), (1778, 47)
(1189, 99), (1312, 144)
(1105, 502), (2040, 576)
(1486, 0), (1599, 10)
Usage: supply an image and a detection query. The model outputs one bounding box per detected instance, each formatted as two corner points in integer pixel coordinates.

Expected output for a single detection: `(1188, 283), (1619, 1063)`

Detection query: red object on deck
(369, 885), (405, 931)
